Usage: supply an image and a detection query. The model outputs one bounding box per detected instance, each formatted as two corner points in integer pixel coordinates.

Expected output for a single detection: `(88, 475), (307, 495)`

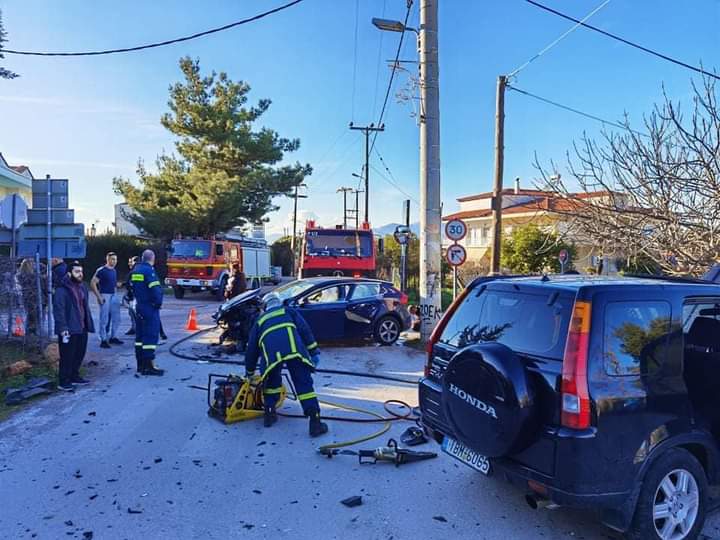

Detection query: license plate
(442, 437), (491, 475)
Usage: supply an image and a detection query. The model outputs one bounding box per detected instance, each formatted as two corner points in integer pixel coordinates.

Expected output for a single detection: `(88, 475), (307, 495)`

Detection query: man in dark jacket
(53, 260), (96, 391)
(244, 292), (328, 437)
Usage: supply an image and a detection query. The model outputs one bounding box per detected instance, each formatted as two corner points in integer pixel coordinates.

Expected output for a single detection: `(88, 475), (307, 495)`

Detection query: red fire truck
(165, 236), (271, 300)
(299, 221), (376, 278)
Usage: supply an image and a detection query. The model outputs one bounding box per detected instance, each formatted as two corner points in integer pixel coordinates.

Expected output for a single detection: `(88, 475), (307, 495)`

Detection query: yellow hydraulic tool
(207, 373), (288, 424)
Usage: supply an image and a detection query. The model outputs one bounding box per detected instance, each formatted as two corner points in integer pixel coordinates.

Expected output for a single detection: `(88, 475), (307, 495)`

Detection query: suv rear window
(439, 286), (573, 359)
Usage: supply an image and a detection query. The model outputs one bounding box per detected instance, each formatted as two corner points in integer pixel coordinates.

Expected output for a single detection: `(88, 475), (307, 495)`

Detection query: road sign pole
(10, 194), (17, 258)
(453, 265), (458, 300)
(46, 174), (52, 339)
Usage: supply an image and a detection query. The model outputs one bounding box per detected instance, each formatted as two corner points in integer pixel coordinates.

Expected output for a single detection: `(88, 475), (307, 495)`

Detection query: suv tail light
(424, 286), (472, 377)
(399, 292), (408, 305)
(561, 300), (592, 429)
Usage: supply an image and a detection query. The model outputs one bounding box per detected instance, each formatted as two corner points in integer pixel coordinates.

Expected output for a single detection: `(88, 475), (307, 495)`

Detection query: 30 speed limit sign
(446, 244), (467, 266)
(445, 218), (468, 242)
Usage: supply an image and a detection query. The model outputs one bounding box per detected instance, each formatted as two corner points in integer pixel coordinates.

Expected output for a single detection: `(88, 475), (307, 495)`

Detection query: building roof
(9, 165), (33, 177)
(444, 193), (595, 221)
(0, 152), (33, 190)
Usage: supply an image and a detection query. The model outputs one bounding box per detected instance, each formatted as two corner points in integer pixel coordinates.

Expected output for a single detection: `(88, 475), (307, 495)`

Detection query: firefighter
(130, 249), (164, 376)
(244, 292), (328, 437)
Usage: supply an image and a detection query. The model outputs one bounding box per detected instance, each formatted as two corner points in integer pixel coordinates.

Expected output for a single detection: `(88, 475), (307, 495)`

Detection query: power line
(370, 164), (418, 204)
(371, 0), (388, 119)
(370, 0), (414, 152)
(2, 0), (305, 57)
(524, 0), (720, 81)
(507, 84), (649, 138)
(508, 0), (611, 79)
(371, 146), (419, 204)
(350, 0), (360, 120)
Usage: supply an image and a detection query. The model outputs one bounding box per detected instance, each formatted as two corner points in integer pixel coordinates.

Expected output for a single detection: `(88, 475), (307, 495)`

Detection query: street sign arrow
(446, 244), (467, 267)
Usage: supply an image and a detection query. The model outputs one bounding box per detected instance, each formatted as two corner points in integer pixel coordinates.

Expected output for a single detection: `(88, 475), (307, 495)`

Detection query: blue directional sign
(17, 238), (86, 258)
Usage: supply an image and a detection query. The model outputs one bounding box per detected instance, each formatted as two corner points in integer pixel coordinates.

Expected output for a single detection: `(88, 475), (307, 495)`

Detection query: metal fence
(0, 255), (49, 365)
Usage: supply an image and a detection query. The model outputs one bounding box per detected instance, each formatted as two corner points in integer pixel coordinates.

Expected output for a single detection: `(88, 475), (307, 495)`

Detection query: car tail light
(561, 300), (592, 429)
(424, 286), (472, 377)
(353, 272), (361, 278)
(399, 292), (408, 305)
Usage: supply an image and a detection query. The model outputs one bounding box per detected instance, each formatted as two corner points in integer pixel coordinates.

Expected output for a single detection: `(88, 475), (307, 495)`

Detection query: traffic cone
(12, 316), (25, 337)
(186, 308), (198, 331)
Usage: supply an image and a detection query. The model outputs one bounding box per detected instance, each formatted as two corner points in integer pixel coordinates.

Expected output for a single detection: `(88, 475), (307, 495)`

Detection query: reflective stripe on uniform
(148, 280), (160, 288)
(307, 341), (318, 350)
(257, 308), (286, 328)
(264, 386), (283, 395)
(131, 274), (144, 281)
(142, 345), (157, 350)
(259, 322), (297, 346)
(287, 326), (297, 353)
(135, 342), (143, 346)
(297, 391), (317, 401)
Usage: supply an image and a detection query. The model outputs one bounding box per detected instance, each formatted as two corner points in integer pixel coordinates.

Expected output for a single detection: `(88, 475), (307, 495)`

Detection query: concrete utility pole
(337, 187), (353, 228)
(418, 0), (442, 341)
(290, 183), (307, 275)
(490, 75), (507, 274)
(353, 189), (363, 229)
(349, 123), (384, 224)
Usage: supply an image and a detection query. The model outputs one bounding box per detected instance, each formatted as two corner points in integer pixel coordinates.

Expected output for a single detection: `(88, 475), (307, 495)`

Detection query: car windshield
(170, 240), (211, 259)
(272, 280), (316, 301)
(440, 285), (573, 359)
(305, 230), (372, 257)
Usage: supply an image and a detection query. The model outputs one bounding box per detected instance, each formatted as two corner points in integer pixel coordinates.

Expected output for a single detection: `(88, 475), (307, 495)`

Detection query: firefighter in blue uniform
(130, 249), (164, 376)
(245, 292), (328, 437)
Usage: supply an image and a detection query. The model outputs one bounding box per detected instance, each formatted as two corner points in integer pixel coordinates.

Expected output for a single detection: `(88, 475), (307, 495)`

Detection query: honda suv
(419, 274), (720, 539)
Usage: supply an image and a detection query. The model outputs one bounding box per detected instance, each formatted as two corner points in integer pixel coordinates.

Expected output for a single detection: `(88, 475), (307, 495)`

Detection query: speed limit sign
(445, 219), (468, 242)
(446, 244), (467, 266)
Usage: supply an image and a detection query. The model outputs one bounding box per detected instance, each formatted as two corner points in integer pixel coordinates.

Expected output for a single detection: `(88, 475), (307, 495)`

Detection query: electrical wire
(370, 164), (419, 204)
(523, 0), (720, 82)
(372, 146), (419, 204)
(507, 84), (650, 138)
(2, 0), (305, 57)
(508, 0), (611, 79)
(370, 0), (414, 153)
(371, 0), (388, 119)
(350, 0), (360, 121)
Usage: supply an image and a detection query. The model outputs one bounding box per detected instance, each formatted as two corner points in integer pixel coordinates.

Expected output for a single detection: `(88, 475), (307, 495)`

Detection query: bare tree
(536, 75), (720, 276)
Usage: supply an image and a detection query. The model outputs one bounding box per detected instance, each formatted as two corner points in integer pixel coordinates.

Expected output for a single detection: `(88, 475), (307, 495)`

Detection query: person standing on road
(53, 261), (96, 391)
(224, 263), (247, 300)
(130, 249), (164, 376)
(123, 256), (138, 336)
(90, 252), (122, 349)
(244, 292), (328, 437)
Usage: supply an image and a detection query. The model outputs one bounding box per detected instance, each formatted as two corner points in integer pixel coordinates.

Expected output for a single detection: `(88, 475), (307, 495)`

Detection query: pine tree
(114, 57), (310, 239)
(0, 9), (19, 80)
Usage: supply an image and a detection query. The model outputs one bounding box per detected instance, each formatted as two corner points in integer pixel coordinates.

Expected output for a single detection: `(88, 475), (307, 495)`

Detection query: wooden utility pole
(490, 75), (507, 274)
(349, 122), (384, 224)
(337, 187), (353, 228)
(290, 183), (307, 276)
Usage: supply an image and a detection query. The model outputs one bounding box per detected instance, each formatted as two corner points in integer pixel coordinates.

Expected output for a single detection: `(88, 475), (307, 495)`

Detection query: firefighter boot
(264, 405), (277, 428)
(142, 359), (165, 377)
(309, 413), (328, 438)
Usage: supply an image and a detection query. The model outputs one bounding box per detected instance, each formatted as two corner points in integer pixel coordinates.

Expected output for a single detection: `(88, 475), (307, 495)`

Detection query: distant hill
(374, 222), (420, 237)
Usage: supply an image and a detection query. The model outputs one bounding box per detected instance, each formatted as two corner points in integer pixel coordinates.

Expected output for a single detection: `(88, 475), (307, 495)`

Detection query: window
(215, 244), (224, 256)
(683, 301), (720, 350)
(439, 286), (573, 358)
(480, 225), (489, 246)
(603, 301), (671, 376)
(350, 283), (381, 300)
(304, 286), (347, 304)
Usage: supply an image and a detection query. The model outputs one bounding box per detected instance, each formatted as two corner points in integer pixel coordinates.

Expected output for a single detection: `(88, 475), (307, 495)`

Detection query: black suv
(420, 274), (720, 539)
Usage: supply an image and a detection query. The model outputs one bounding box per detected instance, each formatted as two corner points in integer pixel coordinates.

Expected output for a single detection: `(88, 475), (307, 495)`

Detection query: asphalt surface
(2, 296), (720, 539)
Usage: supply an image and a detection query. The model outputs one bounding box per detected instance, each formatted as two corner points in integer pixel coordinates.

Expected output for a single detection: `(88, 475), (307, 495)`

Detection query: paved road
(1, 298), (719, 539)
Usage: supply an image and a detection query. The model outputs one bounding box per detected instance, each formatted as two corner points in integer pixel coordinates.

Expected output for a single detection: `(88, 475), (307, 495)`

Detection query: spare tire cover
(441, 342), (537, 458)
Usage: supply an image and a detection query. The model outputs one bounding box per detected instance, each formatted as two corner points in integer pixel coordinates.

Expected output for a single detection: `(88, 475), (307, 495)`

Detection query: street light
(372, 17), (418, 35)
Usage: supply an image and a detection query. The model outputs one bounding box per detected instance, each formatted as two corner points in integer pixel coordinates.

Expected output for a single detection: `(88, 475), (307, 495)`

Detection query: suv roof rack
(624, 273), (713, 285)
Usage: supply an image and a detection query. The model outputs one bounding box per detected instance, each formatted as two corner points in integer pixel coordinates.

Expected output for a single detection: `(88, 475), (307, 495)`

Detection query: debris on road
(4, 377), (54, 406)
(341, 496), (363, 508)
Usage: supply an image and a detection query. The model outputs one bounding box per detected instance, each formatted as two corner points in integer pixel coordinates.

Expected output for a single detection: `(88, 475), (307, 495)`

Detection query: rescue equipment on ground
(320, 438), (438, 466)
(207, 373), (291, 424)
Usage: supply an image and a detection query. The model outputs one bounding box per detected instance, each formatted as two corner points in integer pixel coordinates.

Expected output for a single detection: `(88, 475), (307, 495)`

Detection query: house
(443, 180), (618, 272)
(0, 152), (33, 203)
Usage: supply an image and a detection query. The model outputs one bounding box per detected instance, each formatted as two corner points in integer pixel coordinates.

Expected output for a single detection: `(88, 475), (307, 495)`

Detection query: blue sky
(1, 0), (718, 238)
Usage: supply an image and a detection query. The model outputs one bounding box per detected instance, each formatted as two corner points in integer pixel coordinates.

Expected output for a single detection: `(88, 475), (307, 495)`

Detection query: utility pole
(290, 183), (307, 276)
(349, 122), (384, 224)
(337, 187), (353, 228)
(418, 0), (442, 342)
(490, 75), (507, 274)
(353, 189), (363, 229)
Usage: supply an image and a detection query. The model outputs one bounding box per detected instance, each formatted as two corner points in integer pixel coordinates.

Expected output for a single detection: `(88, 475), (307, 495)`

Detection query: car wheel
(374, 315), (401, 346)
(627, 448), (707, 540)
(173, 286), (185, 300)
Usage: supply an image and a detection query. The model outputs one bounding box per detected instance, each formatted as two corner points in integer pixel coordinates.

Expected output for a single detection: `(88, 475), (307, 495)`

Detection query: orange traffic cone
(186, 308), (198, 331)
(12, 316), (25, 337)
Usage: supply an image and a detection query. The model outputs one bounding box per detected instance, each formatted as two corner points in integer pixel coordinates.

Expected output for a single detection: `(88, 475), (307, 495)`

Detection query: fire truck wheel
(173, 286), (185, 300)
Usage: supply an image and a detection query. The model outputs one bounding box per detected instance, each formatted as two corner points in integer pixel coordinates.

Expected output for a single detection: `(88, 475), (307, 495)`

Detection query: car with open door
(214, 277), (411, 346)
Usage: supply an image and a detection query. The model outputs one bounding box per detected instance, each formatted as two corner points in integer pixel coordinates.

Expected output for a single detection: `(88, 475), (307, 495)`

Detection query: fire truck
(165, 236), (271, 300)
(299, 221), (376, 278)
